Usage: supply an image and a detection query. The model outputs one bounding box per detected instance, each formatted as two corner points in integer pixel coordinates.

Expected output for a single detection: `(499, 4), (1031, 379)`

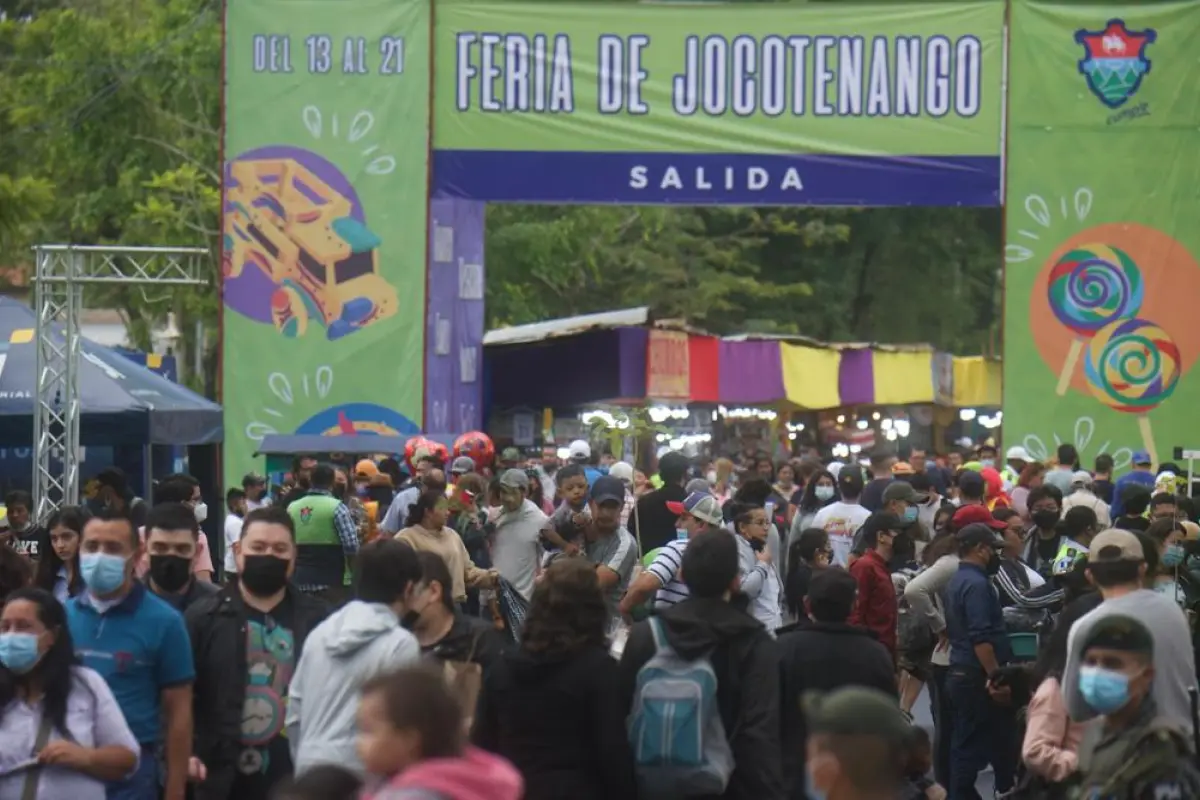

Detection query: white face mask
(706, 470), (717, 483)
(193, 502), (208, 523)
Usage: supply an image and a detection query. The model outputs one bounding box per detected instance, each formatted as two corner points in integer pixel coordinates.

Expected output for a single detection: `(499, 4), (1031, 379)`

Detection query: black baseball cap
(956, 522), (1006, 551)
(591, 476), (626, 506)
(860, 511), (904, 542)
(838, 468), (864, 496)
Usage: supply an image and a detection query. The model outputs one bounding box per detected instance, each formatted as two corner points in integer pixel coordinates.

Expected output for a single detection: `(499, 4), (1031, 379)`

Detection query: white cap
(1071, 470), (1093, 487)
(568, 439), (591, 460)
(609, 461), (634, 484)
(1005, 445), (1032, 462)
(827, 461), (845, 478)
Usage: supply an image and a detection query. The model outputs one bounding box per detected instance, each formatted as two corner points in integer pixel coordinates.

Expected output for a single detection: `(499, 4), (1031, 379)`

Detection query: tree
(0, 0), (220, 392)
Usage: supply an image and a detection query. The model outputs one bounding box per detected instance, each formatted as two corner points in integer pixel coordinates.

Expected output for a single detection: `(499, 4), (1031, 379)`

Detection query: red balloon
(404, 436), (431, 468)
(453, 431), (496, 471)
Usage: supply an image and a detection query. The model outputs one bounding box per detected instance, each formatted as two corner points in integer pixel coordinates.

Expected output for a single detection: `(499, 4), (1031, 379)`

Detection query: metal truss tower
(32, 245), (208, 520)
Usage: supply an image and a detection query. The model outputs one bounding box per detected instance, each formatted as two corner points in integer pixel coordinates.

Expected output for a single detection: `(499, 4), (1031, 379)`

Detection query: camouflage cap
(802, 687), (914, 747)
(1081, 614), (1154, 656)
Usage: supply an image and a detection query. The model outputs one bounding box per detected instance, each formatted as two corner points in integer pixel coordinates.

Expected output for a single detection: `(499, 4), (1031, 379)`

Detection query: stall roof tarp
(0, 298), (223, 445)
(256, 434), (408, 456)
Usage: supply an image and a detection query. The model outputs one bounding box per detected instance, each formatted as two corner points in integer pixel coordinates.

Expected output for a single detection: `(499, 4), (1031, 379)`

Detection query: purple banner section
(838, 350), (876, 407)
(488, 329), (634, 409)
(425, 199), (485, 435)
(718, 340), (785, 404)
(618, 328), (649, 399)
(432, 151), (1001, 207)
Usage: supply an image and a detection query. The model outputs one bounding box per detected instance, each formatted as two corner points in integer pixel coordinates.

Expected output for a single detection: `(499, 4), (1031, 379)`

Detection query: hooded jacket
(472, 644), (637, 800)
(365, 747), (524, 800)
(775, 620), (898, 794)
(617, 595), (786, 800)
(286, 600), (422, 775)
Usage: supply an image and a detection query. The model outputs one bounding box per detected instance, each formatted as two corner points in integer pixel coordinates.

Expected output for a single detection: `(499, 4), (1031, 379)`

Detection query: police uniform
(1075, 616), (1200, 799)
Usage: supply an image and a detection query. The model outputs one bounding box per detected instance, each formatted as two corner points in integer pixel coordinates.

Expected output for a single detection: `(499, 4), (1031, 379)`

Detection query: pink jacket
(364, 747), (523, 800)
(1022, 677), (1086, 782)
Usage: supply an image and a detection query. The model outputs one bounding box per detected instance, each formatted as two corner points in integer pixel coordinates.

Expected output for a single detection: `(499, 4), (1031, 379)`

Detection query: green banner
(1004, 1), (1200, 471)
(223, 0), (428, 479)
(434, 1), (1004, 155)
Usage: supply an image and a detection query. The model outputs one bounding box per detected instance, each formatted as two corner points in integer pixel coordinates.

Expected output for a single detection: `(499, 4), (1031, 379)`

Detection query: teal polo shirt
(66, 582), (195, 745)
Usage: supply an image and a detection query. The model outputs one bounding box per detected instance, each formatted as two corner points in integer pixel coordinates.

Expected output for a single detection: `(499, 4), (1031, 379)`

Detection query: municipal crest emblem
(299, 505), (313, 523)
(1075, 19), (1156, 109)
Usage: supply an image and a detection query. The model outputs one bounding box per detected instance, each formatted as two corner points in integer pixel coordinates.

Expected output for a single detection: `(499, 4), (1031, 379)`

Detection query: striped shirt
(647, 539), (690, 608)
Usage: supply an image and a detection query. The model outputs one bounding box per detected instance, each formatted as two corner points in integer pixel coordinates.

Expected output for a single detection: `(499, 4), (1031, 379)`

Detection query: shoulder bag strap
(21, 711), (55, 800)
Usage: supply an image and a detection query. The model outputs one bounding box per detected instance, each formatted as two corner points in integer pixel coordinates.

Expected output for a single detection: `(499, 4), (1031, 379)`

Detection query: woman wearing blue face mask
(1146, 518), (1188, 607)
(0, 588), (139, 799)
(789, 470), (839, 551)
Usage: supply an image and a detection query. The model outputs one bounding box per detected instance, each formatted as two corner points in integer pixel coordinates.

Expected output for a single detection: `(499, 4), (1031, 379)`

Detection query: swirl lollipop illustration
(1047, 244), (1144, 395)
(1083, 317), (1181, 469)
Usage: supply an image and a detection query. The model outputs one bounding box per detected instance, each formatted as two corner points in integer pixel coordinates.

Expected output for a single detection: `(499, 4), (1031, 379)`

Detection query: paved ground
(911, 684), (997, 797)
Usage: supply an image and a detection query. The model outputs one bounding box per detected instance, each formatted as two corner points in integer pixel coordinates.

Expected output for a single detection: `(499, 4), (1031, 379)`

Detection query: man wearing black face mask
(944, 522), (1016, 798)
(144, 502), (219, 612)
(1019, 485), (1064, 579)
(185, 506), (328, 800)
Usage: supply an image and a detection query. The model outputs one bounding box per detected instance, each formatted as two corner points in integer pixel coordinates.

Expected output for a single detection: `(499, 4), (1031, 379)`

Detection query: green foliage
(0, 0), (221, 390)
(488, 205), (1002, 352)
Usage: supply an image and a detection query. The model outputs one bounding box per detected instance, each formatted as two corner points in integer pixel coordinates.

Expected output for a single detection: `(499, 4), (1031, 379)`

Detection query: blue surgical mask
(80, 552), (130, 595)
(814, 486), (835, 502)
(1079, 665), (1132, 714)
(805, 770), (828, 800)
(981, 459), (995, 468)
(1163, 544), (1185, 568)
(0, 632), (42, 674)
(902, 506), (919, 524)
(676, 528), (688, 541)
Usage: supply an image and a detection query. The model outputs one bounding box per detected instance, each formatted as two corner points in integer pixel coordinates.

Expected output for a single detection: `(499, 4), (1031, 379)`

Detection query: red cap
(951, 504), (1007, 531)
(665, 501), (686, 516)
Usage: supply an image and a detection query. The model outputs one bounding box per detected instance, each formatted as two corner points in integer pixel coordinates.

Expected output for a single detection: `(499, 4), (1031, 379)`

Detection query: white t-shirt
(223, 513), (242, 575)
(811, 501), (871, 567)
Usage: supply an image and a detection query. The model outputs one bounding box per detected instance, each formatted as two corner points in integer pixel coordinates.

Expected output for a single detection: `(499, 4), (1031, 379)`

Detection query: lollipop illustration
(1047, 244), (1144, 395)
(1083, 317), (1181, 468)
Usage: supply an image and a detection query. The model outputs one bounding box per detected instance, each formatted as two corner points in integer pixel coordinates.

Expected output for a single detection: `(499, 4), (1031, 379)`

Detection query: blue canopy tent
(0, 298), (223, 446)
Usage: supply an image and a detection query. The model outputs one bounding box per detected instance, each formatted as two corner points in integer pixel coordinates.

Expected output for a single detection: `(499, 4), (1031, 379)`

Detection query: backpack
(628, 616), (735, 798)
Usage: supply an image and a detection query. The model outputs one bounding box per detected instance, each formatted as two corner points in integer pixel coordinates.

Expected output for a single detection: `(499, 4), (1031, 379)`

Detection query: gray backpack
(627, 617), (735, 798)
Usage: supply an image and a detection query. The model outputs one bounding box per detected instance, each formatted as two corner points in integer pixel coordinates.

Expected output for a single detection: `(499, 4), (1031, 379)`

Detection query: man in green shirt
(288, 464), (359, 606)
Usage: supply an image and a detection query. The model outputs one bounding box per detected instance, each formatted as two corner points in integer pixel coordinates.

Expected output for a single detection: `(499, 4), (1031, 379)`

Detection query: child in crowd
(270, 765), (362, 800)
(902, 726), (946, 800)
(356, 666), (522, 800)
(540, 464), (590, 565)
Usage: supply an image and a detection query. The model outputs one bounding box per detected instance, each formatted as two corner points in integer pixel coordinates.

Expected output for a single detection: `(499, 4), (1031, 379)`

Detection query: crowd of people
(0, 435), (1199, 800)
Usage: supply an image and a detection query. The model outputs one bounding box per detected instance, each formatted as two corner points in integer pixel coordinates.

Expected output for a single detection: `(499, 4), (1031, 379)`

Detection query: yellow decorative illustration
(224, 156), (397, 341)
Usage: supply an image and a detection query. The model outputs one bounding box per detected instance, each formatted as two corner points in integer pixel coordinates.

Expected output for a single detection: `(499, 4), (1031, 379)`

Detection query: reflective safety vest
(1051, 538), (1087, 576)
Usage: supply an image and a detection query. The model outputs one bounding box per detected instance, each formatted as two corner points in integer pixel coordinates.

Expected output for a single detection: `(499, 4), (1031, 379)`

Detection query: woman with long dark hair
(34, 505), (89, 603)
(395, 488), (496, 607)
(0, 588), (139, 798)
(789, 469), (839, 548)
(473, 559), (636, 800)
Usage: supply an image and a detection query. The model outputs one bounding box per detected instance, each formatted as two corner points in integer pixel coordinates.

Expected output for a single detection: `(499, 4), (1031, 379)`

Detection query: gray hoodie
(286, 600), (420, 775)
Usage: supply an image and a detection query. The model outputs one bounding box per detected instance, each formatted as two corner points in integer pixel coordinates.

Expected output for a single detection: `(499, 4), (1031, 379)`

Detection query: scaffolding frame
(32, 245), (208, 520)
